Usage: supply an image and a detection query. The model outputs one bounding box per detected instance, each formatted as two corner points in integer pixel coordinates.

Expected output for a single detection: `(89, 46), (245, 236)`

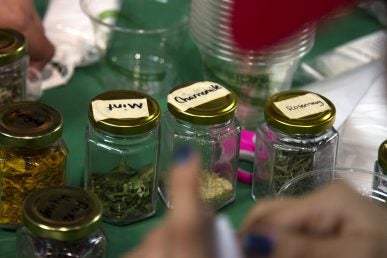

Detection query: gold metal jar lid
(23, 186), (102, 241)
(0, 29), (26, 65)
(264, 90), (336, 135)
(378, 140), (387, 173)
(0, 102), (63, 148)
(167, 82), (238, 125)
(89, 90), (160, 135)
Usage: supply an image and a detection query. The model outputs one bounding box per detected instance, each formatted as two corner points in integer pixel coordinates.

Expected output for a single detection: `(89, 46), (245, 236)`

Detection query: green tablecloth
(0, 4), (383, 257)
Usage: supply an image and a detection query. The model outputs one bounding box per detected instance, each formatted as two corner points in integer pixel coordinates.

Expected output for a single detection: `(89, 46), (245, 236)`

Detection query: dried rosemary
(271, 149), (314, 193)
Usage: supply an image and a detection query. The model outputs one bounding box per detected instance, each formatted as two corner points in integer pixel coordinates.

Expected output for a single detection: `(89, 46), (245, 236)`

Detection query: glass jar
(252, 90), (339, 199)
(0, 102), (67, 228)
(17, 186), (106, 258)
(373, 139), (387, 193)
(158, 81), (241, 210)
(0, 29), (27, 104)
(85, 90), (160, 225)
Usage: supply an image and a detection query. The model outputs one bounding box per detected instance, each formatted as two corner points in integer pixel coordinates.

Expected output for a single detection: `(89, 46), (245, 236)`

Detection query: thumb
(166, 146), (214, 258)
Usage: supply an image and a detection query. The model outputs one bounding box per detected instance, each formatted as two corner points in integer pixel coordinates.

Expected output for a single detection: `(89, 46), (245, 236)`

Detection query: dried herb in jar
(200, 170), (233, 208)
(0, 29), (27, 104)
(0, 146), (67, 225)
(89, 162), (155, 221)
(271, 149), (314, 193)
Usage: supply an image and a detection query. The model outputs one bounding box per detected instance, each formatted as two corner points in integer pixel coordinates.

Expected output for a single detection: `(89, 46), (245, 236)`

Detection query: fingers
(121, 225), (167, 258)
(269, 230), (376, 258)
(166, 147), (215, 258)
(23, 8), (55, 70)
(241, 183), (366, 237)
(0, 0), (54, 70)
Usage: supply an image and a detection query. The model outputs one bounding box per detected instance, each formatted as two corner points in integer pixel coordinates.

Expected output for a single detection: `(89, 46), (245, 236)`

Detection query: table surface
(0, 3), (384, 257)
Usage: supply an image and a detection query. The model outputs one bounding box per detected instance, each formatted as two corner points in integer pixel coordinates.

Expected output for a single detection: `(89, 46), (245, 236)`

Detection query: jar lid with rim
(264, 90), (336, 135)
(0, 101), (63, 148)
(0, 29), (26, 65)
(167, 81), (238, 125)
(23, 186), (102, 241)
(88, 90), (160, 135)
(378, 139), (387, 173)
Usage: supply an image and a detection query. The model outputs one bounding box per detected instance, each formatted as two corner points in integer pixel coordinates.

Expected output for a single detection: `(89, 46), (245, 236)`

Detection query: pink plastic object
(238, 129), (256, 184)
(231, 0), (355, 51)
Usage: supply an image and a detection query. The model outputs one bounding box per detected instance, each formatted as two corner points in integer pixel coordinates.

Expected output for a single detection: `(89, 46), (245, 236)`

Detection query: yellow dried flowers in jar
(0, 102), (67, 228)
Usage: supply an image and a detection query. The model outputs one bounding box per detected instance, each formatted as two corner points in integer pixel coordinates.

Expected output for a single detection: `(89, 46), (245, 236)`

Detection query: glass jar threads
(159, 81), (241, 210)
(0, 102), (67, 228)
(252, 90), (339, 199)
(17, 186), (106, 258)
(86, 90), (160, 225)
(0, 29), (28, 104)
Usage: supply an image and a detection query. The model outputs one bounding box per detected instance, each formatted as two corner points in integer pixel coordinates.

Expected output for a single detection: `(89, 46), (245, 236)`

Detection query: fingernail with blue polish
(173, 145), (192, 164)
(243, 233), (273, 257)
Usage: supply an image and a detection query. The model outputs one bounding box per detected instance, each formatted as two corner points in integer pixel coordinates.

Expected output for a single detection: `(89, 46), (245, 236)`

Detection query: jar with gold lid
(0, 101), (67, 228)
(158, 81), (241, 210)
(85, 90), (160, 225)
(252, 90), (339, 199)
(373, 139), (387, 194)
(0, 28), (28, 104)
(16, 186), (106, 258)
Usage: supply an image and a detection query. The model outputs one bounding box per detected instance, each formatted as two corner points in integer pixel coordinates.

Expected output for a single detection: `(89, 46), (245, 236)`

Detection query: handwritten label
(273, 93), (331, 119)
(92, 99), (149, 122)
(168, 81), (230, 111)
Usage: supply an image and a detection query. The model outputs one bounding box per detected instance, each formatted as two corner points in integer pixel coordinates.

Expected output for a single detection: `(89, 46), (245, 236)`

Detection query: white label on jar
(168, 81), (230, 111)
(92, 99), (149, 122)
(273, 93), (331, 119)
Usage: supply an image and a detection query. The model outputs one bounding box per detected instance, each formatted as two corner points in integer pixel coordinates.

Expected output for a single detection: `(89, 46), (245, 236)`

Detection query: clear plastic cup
(81, 0), (190, 99)
(190, 0), (315, 129)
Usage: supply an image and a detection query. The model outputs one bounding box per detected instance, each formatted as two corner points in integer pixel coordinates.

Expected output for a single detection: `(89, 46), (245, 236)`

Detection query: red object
(231, 0), (356, 51)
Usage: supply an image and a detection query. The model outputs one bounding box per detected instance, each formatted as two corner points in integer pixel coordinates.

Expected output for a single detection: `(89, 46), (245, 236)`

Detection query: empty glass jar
(252, 90), (339, 199)
(17, 186), (106, 258)
(0, 29), (27, 104)
(0, 102), (67, 228)
(158, 81), (241, 210)
(85, 90), (160, 225)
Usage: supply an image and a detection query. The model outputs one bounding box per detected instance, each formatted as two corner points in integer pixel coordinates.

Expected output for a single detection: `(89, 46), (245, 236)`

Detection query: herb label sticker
(92, 99), (149, 122)
(274, 93), (331, 119)
(168, 81), (230, 111)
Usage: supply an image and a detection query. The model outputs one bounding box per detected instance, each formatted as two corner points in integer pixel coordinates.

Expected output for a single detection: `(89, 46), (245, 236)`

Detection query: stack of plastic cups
(190, 0), (315, 129)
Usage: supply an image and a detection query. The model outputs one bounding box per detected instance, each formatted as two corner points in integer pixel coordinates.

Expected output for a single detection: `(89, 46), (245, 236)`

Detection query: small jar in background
(252, 90), (339, 199)
(0, 102), (67, 228)
(159, 81), (241, 210)
(86, 90), (160, 225)
(373, 139), (387, 193)
(17, 186), (106, 258)
(0, 29), (27, 104)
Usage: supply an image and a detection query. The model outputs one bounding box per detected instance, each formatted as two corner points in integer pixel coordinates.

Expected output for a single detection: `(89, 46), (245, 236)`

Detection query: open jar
(85, 90), (160, 225)
(17, 186), (106, 258)
(0, 29), (27, 104)
(158, 81), (241, 210)
(0, 102), (67, 228)
(252, 90), (339, 199)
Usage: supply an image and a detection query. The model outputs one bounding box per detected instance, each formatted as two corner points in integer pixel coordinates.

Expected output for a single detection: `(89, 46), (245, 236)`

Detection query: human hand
(122, 149), (215, 258)
(240, 183), (387, 258)
(0, 0), (54, 70)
